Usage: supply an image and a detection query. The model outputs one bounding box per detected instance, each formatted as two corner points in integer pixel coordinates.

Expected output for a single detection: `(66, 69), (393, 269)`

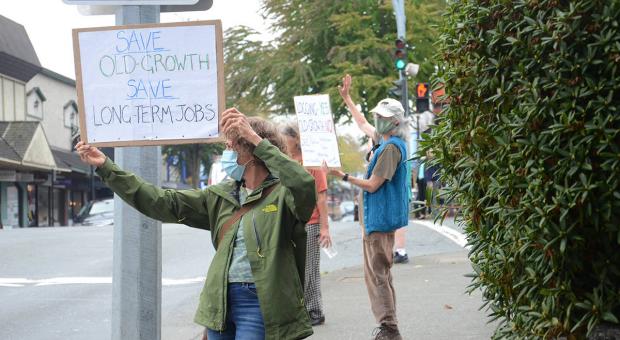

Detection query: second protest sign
(72, 20), (224, 147)
(293, 94), (341, 168)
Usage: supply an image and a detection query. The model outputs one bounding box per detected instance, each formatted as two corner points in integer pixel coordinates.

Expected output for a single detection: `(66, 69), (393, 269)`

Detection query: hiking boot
(393, 252), (409, 264)
(372, 325), (403, 340)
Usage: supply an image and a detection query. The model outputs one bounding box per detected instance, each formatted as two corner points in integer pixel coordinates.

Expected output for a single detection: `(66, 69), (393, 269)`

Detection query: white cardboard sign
(293, 94), (341, 168)
(72, 20), (224, 147)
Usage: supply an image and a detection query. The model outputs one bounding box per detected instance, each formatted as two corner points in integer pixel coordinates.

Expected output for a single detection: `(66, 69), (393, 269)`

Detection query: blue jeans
(206, 283), (265, 340)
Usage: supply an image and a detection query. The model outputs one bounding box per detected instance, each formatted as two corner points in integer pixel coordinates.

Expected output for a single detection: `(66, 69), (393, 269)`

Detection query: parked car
(81, 198), (114, 227)
(340, 213), (355, 222)
(340, 200), (355, 215)
(74, 201), (93, 223)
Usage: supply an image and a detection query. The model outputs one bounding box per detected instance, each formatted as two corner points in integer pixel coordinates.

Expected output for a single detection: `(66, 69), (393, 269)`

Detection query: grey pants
(304, 223), (324, 319)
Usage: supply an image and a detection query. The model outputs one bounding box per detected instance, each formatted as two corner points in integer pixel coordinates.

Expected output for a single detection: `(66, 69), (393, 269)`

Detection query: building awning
(0, 121), (56, 171)
(52, 147), (90, 174)
(0, 136), (21, 166)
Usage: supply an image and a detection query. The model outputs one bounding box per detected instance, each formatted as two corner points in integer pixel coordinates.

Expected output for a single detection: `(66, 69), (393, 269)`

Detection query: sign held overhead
(293, 94), (341, 169)
(72, 20), (224, 147)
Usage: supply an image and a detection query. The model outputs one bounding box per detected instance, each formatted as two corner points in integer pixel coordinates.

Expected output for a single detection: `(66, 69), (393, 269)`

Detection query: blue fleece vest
(363, 136), (409, 235)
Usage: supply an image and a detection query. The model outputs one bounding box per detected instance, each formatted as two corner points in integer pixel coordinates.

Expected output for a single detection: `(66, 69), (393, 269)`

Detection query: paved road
(0, 219), (467, 340)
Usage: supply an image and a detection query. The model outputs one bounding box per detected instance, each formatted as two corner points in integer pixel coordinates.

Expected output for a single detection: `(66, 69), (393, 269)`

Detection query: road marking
(0, 276), (206, 287)
(415, 220), (471, 249)
(162, 277), (205, 286)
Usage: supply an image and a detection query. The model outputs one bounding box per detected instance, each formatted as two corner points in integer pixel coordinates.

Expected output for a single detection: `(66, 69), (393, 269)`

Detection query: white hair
(391, 115), (410, 143)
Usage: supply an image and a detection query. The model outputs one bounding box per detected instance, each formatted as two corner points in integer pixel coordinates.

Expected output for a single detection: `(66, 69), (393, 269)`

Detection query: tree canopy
(167, 0), (446, 188)
(224, 0), (446, 123)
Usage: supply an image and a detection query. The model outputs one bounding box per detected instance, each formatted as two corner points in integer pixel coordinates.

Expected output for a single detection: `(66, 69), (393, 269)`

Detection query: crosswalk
(0, 276), (205, 288)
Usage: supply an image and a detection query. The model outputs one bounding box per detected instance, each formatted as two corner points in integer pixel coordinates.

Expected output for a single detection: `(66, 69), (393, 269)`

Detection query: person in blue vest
(338, 74), (411, 264)
(325, 97), (408, 340)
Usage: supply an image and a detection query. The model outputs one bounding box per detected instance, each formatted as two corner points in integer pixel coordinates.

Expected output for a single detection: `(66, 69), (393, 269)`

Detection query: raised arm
(253, 140), (316, 221)
(339, 74), (376, 138)
(76, 142), (210, 229)
(221, 108), (316, 222)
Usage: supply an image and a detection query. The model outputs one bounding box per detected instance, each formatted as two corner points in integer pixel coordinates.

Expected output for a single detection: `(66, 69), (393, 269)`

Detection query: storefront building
(0, 14), (107, 228)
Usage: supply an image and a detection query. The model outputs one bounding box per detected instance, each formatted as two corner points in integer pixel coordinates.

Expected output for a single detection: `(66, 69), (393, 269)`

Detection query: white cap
(370, 98), (405, 118)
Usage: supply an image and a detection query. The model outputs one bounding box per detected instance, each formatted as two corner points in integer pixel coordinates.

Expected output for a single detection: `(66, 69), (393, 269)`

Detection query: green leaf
(560, 238), (567, 254)
(602, 312), (619, 324)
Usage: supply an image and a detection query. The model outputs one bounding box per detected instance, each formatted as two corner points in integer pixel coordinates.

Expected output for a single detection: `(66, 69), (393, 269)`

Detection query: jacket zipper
(251, 211), (265, 258)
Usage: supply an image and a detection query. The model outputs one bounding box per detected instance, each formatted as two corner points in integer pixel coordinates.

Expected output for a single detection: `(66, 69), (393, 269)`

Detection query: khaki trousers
(363, 231), (398, 328)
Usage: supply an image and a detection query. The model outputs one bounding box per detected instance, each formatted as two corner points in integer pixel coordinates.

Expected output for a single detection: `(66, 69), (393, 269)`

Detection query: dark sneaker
(310, 316), (325, 326)
(393, 252), (409, 264)
(372, 325), (403, 340)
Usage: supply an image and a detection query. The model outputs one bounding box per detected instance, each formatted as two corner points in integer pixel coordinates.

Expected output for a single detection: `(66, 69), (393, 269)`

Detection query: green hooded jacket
(96, 139), (316, 339)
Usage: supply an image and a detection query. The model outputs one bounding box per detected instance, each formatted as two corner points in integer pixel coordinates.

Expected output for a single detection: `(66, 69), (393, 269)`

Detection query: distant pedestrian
(77, 108), (317, 340)
(414, 157), (428, 219)
(327, 79), (409, 340)
(353, 195), (359, 222)
(282, 122), (332, 327)
(339, 74), (410, 264)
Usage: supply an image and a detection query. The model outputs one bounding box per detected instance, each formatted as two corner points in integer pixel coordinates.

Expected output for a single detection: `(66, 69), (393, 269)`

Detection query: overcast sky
(0, 1), (365, 140)
(0, 0), (269, 79)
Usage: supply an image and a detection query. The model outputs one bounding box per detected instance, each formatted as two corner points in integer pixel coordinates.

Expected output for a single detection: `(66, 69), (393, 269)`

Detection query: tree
(224, 26), (274, 116)
(223, 0), (446, 122)
(337, 134), (365, 174)
(163, 143), (223, 189)
(423, 1), (620, 338)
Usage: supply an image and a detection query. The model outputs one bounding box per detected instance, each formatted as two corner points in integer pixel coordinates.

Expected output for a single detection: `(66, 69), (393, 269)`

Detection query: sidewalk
(310, 250), (496, 339)
(185, 250), (495, 340)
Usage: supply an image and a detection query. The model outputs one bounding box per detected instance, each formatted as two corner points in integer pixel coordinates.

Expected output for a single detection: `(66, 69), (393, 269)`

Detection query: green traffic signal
(394, 38), (407, 71)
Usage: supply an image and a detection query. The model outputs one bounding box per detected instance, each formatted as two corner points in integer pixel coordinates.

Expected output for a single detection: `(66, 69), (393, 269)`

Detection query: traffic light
(394, 38), (407, 70)
(388, 78), (405, 98)
(416, 82), (430, 113)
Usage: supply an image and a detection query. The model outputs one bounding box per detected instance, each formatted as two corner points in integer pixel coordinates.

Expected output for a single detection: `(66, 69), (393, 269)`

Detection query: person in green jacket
(76, 108), (317, 340)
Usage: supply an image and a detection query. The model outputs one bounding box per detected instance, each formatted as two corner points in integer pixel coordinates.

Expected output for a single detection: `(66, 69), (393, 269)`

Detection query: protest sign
(72, 20), (224, 146)
(293, 94), (341, 168)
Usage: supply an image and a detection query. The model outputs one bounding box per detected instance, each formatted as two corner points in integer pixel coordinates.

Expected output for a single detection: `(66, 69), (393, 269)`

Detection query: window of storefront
(53, 188), (65, 226)
(6, 185), (19, 228)
(37, 186), (50, 226)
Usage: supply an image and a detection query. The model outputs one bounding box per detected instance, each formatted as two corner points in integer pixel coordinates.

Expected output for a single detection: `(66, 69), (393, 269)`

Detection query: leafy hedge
(423, 0), (620, 338)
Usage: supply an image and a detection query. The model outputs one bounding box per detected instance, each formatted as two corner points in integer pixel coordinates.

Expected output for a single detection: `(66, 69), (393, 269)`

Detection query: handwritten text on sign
(75, 22), (222, 145)
(294, 94), (341, 168)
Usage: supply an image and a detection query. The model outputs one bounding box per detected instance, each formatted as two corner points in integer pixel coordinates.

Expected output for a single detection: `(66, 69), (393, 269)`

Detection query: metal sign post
(112, 7), (162, 340)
